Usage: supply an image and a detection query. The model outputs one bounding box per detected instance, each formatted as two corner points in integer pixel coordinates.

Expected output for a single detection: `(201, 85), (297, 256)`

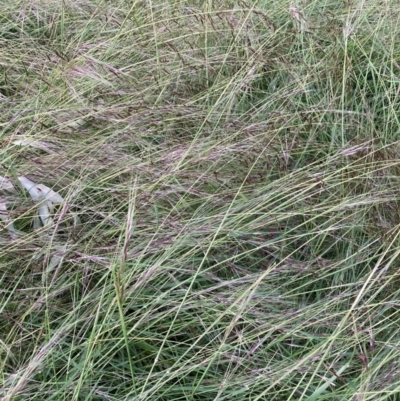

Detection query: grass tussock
(1, 0), (400, 400)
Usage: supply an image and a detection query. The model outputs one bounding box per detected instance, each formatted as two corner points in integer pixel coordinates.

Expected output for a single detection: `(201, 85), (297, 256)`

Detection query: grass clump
(1, 0), (400, 400)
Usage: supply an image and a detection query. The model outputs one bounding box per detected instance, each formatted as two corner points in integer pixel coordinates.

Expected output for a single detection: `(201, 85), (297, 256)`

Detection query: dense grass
(1, 0), (400, 400)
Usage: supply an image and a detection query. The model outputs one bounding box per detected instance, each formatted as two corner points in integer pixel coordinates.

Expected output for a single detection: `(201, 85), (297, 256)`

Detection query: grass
(1, 0), (400, 400)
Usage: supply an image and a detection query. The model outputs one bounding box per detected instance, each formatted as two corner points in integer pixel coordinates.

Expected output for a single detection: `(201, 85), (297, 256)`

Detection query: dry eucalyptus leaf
(17, 177), (65, 228)
(0, 175), (66, 232)
(13, 138), (59, 154)
(0, 202), (19, 238)
(0, 176), (17, 193)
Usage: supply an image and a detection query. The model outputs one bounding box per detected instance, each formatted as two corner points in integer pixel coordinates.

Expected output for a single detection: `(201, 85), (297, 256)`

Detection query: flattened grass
(1, 1), (400, 400)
